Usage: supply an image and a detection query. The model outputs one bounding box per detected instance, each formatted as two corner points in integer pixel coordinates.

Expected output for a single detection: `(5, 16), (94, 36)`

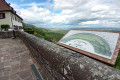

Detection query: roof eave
(0, 10), (23, 20)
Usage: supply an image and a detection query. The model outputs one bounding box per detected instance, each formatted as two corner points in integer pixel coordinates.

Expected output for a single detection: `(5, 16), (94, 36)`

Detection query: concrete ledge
(18, 31), (120, 80)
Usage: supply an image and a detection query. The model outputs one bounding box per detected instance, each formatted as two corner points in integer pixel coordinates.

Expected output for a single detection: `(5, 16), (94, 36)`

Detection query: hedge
(1, 24), (10, 29)
(24, 30), (34, 34)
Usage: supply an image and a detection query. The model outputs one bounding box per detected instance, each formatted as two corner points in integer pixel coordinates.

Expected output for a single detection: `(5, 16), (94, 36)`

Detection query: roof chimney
(8, 3), (11, 6)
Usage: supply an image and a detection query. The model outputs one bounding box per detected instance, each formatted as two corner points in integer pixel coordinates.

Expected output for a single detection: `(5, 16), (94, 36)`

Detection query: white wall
(0, 11), (12, 28)
(11, 13), (23, 27)
(0, 11), (23, 31)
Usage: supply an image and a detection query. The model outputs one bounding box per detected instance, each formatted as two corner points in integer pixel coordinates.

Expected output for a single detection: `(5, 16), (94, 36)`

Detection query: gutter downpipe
(10, 12), (14, 29)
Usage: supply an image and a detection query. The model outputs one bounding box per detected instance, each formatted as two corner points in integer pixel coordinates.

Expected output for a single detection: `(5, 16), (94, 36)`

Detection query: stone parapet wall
(0, 31), (19, 38)
(18, 31), (120, 80)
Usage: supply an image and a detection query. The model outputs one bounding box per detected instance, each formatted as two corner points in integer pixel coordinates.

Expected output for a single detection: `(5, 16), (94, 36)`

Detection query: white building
(0, 0), (23, 31)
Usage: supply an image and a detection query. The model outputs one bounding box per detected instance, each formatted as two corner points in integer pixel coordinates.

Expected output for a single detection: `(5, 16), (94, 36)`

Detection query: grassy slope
(49, 29), (70, 34)
(114, 52), (120, 69)
(32, 27), (64, 43)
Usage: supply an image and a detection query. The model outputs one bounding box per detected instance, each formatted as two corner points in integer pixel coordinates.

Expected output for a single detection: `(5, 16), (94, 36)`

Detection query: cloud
(20, 6), (51, 24)
(91, 5), (109, 11)
(52, 0), (120, 27)
(11, 3), (52, 27)
(81, 20), (100, 25)
(11, 0), (120, 28)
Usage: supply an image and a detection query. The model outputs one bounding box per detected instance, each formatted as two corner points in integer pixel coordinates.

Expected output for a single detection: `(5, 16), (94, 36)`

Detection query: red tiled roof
(0, 0), (23, 20)
(24, 27), (33, 28)
(0, 0), (12, 11)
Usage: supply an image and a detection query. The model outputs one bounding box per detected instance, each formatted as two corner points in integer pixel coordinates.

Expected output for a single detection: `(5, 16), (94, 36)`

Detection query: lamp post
(12, 27), (16, 39)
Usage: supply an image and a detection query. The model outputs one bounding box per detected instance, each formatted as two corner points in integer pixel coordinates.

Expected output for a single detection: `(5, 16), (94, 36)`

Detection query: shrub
(34, 32), (38, 35)
(114, 52), (120, 69)
(24, 30), (34, 34)
(44, 35), (53, 42)
(1, 24), (10, 29)
(1, 24), (10, 31)
(24, 28), (33, 31)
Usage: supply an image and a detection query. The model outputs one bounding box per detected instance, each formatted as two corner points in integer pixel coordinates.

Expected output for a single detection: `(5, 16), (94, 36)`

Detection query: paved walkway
(0, 38), (35, 80)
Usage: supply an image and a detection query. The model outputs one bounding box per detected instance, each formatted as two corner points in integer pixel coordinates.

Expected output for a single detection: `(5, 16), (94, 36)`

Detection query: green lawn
(114, 52), (120, 69)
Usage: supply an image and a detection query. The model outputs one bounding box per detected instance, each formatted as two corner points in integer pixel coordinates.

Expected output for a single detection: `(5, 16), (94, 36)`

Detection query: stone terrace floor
(0, 38), (35, 80)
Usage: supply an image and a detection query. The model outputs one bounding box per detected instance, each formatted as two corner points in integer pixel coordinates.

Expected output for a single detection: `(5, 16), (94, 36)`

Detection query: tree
(22, 22), (27, 27)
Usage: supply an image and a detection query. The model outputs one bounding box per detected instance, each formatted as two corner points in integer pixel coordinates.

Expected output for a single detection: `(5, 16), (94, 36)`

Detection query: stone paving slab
(0, 38), (35, 80)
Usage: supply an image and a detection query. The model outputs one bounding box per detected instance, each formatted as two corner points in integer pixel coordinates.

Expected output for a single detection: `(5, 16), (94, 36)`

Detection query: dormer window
(0, 13), (5, 19)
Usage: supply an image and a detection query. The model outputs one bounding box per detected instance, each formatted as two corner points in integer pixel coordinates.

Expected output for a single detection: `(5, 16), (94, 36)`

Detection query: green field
(49, 29), (70, 34)
(114, 52), (120, 69)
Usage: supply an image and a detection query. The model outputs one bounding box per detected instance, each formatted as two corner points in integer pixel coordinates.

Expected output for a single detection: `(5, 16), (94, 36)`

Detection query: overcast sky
(6, 0), (120, 29)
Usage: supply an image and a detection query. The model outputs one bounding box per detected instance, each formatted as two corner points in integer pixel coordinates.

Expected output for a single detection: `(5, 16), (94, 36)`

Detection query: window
(13, 15), (14, 20)
(15, 17), (17, 21)
(17, 18), (19, 22)
(0, 13), (5, 19)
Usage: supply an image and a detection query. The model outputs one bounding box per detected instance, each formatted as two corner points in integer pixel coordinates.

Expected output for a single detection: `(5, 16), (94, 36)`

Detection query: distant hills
(23, 23), (120, 33)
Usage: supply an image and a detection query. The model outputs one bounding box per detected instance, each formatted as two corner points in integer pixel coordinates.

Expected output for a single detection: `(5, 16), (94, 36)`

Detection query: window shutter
(3, 13), (5, 18)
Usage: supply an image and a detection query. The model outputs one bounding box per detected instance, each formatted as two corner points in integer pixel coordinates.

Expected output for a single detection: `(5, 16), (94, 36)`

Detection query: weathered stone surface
(18, 31), (120, 80)
(0, 31), (19, 38)
(0, 76), (9, 80)
(0, 38), (35, 80)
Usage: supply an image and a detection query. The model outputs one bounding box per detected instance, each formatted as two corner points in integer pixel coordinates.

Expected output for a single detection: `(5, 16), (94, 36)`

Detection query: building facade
(0, 0), (23, 31)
